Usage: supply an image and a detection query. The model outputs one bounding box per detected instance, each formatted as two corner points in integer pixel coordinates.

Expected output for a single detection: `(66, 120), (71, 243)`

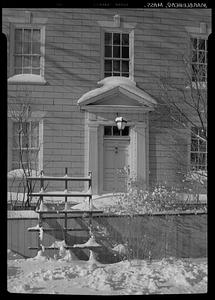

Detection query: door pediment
(77, 77), (157, 113)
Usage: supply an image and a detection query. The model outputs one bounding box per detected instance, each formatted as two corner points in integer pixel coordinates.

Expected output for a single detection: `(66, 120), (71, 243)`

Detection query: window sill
(8, 74), (47, 85)
(185, 82), (207, 90)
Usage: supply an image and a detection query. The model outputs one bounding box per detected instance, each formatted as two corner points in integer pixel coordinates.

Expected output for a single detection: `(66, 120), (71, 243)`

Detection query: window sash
(191, 37), (207, 82)
(190, 127), (207, 170)
(12, 121), (40, 170)
(11, 24), (45, 77)
(104, 126), (130, 137)
(104, 32), (130, 77)
(14, 28), (41, 75)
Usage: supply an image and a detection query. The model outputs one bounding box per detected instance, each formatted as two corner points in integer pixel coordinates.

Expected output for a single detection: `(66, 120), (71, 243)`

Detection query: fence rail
(26, 168), (102, 255)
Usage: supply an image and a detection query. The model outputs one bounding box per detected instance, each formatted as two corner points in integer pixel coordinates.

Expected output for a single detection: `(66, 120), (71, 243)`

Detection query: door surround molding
(85, 112), (149, 195)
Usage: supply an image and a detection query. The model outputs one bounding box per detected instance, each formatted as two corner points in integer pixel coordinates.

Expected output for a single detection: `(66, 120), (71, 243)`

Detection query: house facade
(4, 8), (210, 196)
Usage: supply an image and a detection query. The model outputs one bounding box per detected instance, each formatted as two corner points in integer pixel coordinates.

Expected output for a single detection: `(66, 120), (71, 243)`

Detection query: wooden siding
(3, 8), (211, 188)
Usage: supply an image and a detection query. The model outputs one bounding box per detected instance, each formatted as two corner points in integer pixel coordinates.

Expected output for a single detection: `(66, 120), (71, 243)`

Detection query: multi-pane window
(104, 126), (129, 137)
(104, 32), (130, 77)
(14, 27), (42, 75)
(190, 127), (207, 171)
(12, 121), (39, 170)
(191, 37), (207, 82)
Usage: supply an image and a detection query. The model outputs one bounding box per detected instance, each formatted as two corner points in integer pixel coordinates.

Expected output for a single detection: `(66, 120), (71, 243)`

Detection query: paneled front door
(103, 138), (130, 193)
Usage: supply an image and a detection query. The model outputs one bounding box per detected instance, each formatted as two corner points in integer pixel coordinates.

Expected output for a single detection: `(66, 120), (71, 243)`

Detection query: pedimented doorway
(77, 77), (157, 196)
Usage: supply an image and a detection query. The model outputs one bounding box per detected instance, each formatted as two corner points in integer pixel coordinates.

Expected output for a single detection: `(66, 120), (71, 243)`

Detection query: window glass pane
(21, 123), (29, 135)
(32, 29), (40, 42)
(105, 32), (112, 45)
(199, 140), (206, 152)
(15, 43), (22, 54)
(32, 68), (41, 75)
(113, 126), (120, 135)
(12, 150), (20, 162)
(113, 73), (120, 76)
(13, 122), (20, 133)
(191, 38), (197, 49)
(198, 39), (206, 50)
(122, 126), (129, 136)
(122, 60), (129, 72)
(20, 150), (29, 162)
(15, 29), (23, 54)
(15, 29), (22, 42)
(122, 47), (129, 58)
(23, 68), (31, 74)
(32, 56), (40, 67)
(29, 150), (39, 164)
(12, 162), (20, 170)
(14, 56), (22, 68)
(105, 46), (112, 57)
(14, 68), (22, 75)
(104, 60), (112, 72)
(192, 51), (197, 63)
(199, 153), (206, 164)
(23, 56), (31, 67)
(13, 134), (19, 148)
(31, 122), (39, 147)
(191, 139), (198, 151)
(23, 42), (31, 54)
(113, 33), (120, 45)
(198, 51), (206, 63)
(192, 64), (198, 75)
(122, 34), (129, 46)
(199, 65), (206, 80)
(32, 42), (40, 54)
(104, 72), (112, 77)
(22, 133), (29, 148)
(191, 153), (198, 164)
(24, 29), (31, 43)
(113, 46), (120, 58)
(104, 126), (112, 136)
(191, 127), (198, 136)
(122, 73), (129, 77)
(113, 60), (120, 72)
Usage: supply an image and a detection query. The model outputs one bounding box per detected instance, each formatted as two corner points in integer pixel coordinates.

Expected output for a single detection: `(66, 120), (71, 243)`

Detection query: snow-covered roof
(77, 77), (157, 109)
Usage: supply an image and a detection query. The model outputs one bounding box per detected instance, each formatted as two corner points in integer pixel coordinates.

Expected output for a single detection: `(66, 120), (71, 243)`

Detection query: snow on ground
(7, 249), (207, 295)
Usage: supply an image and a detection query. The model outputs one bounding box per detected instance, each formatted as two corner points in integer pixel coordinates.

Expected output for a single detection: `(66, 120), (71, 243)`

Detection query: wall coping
(7, 209), (207, 219)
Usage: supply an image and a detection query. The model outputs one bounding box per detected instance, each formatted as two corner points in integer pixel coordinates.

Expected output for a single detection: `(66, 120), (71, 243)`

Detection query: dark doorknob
(114, 146), (118, 154)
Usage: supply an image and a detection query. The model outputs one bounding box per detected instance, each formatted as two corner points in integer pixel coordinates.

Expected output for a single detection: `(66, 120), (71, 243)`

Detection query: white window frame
(103, 31), (131, 78)
(186, 23), (211, 89)
(8, 111), (45, 172)
(190, 127), (207, 171)
(190, 36), (208, 87)
(98, 18), (135, 81)
(8, 17), (47, 85)
(12, 120), (40, 171)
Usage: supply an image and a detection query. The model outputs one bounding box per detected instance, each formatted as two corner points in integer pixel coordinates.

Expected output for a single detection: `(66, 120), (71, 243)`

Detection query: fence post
(64, 167), (68, 244)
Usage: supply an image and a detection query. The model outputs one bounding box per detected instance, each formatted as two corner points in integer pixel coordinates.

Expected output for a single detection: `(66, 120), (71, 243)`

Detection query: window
(104, 126), (129, 137)
(12, 121), (40, 170)
(104, 32), (130, 77)
(13, 27), (43, 76)
(190, 127), (207, 171)
(9, 23), (45, 82)
(191, 37), (208, 82)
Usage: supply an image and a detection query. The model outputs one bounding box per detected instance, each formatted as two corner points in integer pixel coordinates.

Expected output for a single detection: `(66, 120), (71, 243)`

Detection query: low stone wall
(7, 210), (207, 262)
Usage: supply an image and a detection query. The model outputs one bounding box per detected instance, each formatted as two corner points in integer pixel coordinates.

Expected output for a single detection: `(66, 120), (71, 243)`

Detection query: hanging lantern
(115, 116), (127, 131)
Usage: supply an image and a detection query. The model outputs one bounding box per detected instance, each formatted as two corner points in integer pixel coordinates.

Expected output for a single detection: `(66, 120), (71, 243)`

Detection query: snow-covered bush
(181, 170), (207, 202)
(105, 176), (179, 215)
